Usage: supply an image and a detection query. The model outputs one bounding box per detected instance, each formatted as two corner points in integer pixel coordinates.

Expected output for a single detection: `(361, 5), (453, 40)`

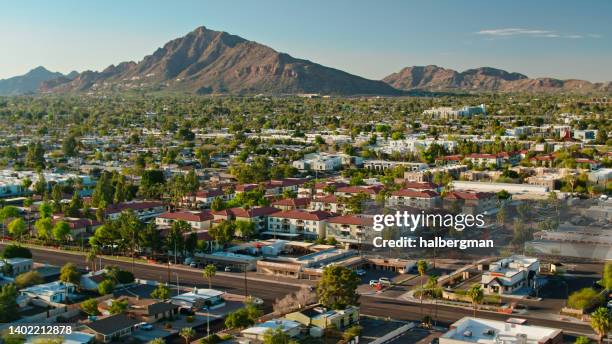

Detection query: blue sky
(1, 0), (611, 81)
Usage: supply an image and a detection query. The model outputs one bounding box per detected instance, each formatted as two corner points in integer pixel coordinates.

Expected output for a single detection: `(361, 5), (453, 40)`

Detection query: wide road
(3, 244), (596, 337)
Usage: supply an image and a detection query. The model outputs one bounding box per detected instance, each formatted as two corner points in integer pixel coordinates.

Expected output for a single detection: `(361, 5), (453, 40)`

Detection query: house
(266, 210), (333, 239)
(155, 210), (213, 230)
(309, 195), (346, 214)
(51, 216), (102, 240)
(325, 215), (373, 245)
(20, 281), (76, 303)
(211, 206), (278, 233)
(480, 255), (540, 295)
(464, 153), (503, 168)
(440, 317), (562, 344)
(186, 188), (234, 208)
(103, 201), (165, 221)
(443, 190), (498, 214)
(271, 197), (311, 211)
(389, 189), (440, 209)
(241, 319), (301, 341)
(170, 287), (226, 310)
(84, 314), (140, 343)
(335, 185), (382, 200)
(285, 305), (360, 330)
(0, 257), (32, 277)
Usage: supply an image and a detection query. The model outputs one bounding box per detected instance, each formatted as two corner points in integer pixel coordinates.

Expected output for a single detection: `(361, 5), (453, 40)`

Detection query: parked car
(369, 280), (380, 287)
(355, 269), (367, 276)
(137, 322), (153, 331)
(224, 266), (232, 272)
(378, 277), (392, 286)
(189, 262), (197, 268)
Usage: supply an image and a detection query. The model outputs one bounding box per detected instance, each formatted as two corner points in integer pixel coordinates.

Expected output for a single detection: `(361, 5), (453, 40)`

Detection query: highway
(1, 244), (596, 337)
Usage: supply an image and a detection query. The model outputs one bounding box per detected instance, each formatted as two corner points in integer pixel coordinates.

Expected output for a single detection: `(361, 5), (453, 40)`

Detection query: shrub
(567, 288), (604, 310)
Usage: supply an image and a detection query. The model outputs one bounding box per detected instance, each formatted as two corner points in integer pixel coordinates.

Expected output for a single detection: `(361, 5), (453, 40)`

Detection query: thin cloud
(476, 28), (598, 39)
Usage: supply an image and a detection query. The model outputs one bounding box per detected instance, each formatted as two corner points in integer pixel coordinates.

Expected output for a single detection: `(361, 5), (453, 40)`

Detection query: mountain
(383, 65), (612, 93)
(42, 26), (399, 96)
(0, 67), (77, 96)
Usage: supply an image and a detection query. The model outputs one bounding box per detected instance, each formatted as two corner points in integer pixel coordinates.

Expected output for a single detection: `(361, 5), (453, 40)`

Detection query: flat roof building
(440, 317), (562, 344)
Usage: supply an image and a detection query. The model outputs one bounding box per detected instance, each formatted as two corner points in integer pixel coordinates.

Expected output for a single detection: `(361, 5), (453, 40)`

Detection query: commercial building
(285, 305), (360, 330)
(241, 319), (301, 341)
(155, 210), (213, 230)
(440, 317), (562, 344)
(480, 256), (539, 295)
(170, 287), (226, 310)
(450, 181), (549, 200)
(526, 224), (612, 261)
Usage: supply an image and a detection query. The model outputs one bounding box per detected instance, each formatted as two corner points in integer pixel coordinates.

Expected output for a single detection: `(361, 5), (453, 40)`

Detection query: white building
(0, 170), (95, 198)
(0, 257), (32, 277)
(423, 104), (486, 119)
(241, 319), (301, 341)
(170, 287), (225, 310)
(20, 281), (76, 303)
(481, 256), (539, 295)
(440, 317), (562, 344)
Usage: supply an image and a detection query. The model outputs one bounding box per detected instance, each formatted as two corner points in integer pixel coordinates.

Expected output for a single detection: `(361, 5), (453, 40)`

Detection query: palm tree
(417, 260), (428, 318)
(590, 307), (611, 344)
(203, 264), (216, 289)
(467, 284), (484, 317)
(179, 327), (195, 344)
(86, 249), (98, 271)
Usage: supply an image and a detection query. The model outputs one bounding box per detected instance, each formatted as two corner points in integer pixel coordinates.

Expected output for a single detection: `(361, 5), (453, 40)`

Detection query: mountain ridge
(41, 26), (400, 96)
(0, 67), (77, 96)
(382, 65), (612, 93)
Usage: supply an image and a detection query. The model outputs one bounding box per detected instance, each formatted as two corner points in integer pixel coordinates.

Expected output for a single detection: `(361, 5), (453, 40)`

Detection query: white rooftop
(441, 317), (561, 344)
(241, 319), (301, 336)
(171, 288), (224, 303)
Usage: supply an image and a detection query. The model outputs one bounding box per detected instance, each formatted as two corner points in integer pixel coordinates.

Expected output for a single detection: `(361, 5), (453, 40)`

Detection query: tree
(1, 244), (32, 258)
(203, 264), (217, 289)
(590, 307), (611, 344)
(147, 339), (166, 344)
(417, 259), (428, 316)
(317, 265), (360, 310)
(209, 220), (235, 246)
(575, 336), (591, 344)
(35, 217), (53, 241)
(179, 327), (195, 344)
(109, 299), (128, 314)
(342, 325), (363, 342)
(62, 135), (78, 157)
(15, 271), (44, 288)
(235, 220), (256, 239)
(263, 327), (296, 344)
(98, 279), (115, 295)
(225, 308), (256, 329)
(7, 218), (27, 240)
(467, 284), (484, 317)
(52, 221), (71, 242)
(568, 288), (604, 310)
(116, 210), (143, 271)
(150, 284), (170, 300)
(60, 263), (82, 286)
(0, 284), (19, 322)
(80, 298), (100, 316)
(602, 262), (612, 290)
(38, 202), (53, 219)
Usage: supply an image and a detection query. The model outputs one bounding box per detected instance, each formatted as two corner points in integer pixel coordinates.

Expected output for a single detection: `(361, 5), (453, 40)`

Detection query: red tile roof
(211, 206), (278, 218)
(445, 191), (495, 200)
(403, 182), (438, 190)
(270, 209), (333, 221)
(327, 215), (374, 226)
(391, 189), (439, 198)
(158, 211), (213, 222)
(272, 198), (311, 207)
(312, 195), (339, 204)
(336, 185), (382, 195)
(105, 201), (165, 214)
